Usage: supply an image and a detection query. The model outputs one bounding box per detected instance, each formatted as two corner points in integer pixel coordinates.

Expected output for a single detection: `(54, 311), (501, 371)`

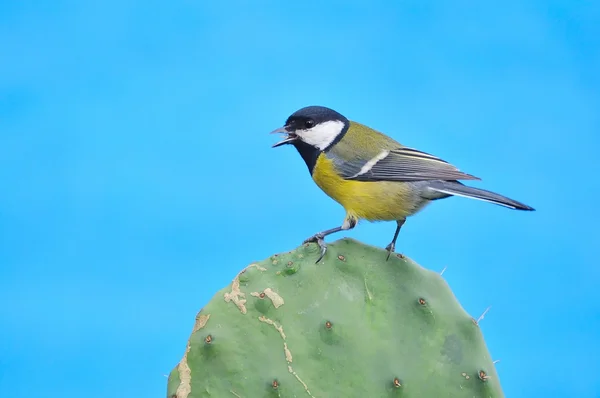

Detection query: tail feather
(427, 181), (535, 211)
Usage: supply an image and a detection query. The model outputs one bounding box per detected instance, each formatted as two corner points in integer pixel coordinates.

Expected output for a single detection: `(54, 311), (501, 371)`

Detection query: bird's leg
(303, 226), (343, 263)
(385, 219), (406, 261)
(303, 216), (357, 263)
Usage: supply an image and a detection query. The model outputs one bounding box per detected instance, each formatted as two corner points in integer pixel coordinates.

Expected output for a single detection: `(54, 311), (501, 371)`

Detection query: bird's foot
(385, 241), (395, 261)
(303, 233), (328, 263)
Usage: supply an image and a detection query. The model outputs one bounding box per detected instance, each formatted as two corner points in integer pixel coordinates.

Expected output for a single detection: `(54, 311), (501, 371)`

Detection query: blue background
(1, 1), (598, 397)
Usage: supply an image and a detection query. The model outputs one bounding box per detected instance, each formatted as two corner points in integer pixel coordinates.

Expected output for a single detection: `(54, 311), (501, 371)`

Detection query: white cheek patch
(296, 120), (345, 150)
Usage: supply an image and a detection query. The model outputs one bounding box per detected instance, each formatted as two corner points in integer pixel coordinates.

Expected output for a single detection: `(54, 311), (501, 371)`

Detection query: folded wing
(333, 146), (480, 182)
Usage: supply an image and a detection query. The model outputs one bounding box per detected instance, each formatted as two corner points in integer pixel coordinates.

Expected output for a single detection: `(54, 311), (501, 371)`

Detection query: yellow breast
(311, 154), (426, 221)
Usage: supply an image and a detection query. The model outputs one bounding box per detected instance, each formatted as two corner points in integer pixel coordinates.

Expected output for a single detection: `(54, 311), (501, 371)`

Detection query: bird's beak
(270, 126), (297, 148)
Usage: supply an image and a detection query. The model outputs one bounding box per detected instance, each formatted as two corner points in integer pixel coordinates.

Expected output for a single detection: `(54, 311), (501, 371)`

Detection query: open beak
(270, 126), (297, 148)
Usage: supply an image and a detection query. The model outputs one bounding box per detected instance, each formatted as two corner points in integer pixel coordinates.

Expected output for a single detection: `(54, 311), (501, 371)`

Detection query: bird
(270, 105), (534, 263)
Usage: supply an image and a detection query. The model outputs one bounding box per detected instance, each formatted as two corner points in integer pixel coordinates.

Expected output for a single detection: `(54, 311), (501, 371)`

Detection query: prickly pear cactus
(167, 238), (504, 398)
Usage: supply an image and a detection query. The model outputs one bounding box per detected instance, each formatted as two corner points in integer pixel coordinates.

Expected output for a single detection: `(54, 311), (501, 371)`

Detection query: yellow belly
(312, 155), (427, 221)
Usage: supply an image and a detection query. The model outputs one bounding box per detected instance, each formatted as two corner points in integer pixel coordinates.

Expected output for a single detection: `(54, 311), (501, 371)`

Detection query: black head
(285, 106), (347, 132)
(270, 106), (349, 150)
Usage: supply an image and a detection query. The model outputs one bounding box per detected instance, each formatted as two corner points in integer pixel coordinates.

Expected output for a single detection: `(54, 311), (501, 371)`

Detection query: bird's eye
(304, 119), (315, 129)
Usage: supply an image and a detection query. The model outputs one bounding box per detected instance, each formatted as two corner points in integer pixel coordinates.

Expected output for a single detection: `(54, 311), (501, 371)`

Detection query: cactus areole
(167, 238), (504, 397)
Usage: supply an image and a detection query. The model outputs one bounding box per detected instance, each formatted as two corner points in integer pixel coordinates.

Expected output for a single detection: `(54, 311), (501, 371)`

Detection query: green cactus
(167, 238), (504, 398)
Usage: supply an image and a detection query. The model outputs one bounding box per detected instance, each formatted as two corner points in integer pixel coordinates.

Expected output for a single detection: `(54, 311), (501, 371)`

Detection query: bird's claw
(385, 242), (395, 261)
(303, 233), (328, 263)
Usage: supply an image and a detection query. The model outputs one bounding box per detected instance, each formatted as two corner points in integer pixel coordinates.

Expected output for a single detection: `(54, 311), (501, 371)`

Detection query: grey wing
(332, 146), (480, 182)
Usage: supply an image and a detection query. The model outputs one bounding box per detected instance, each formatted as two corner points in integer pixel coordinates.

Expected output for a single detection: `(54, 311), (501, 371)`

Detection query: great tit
(271, 105), (534, 262)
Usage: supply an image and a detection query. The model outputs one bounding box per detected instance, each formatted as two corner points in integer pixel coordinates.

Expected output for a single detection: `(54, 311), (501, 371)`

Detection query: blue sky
(1, 1), (598, 397)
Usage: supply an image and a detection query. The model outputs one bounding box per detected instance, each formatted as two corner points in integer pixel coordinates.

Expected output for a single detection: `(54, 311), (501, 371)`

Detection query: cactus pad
(167, 238), (504, 397)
